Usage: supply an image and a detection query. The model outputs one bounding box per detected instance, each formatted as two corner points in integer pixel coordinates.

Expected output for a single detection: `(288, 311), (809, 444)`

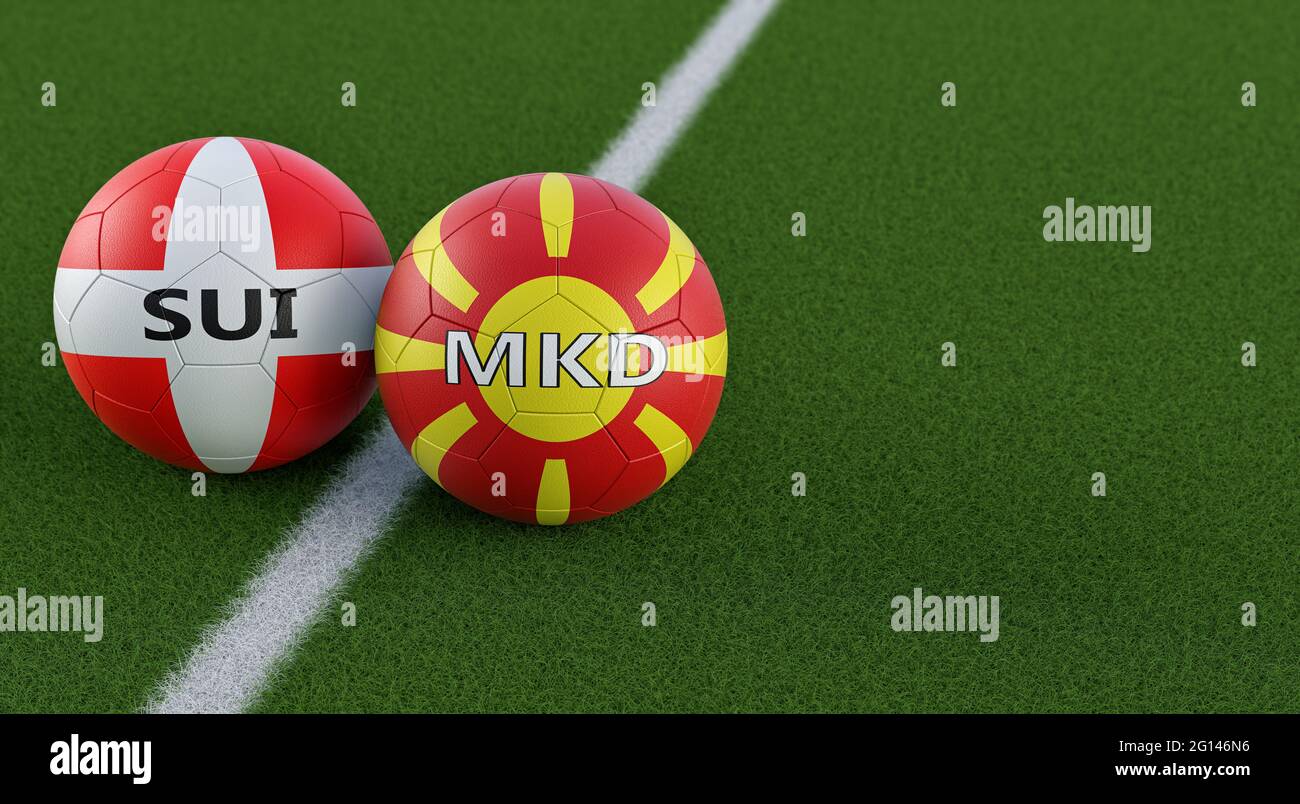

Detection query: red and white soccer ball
(53, 137), (392, 473)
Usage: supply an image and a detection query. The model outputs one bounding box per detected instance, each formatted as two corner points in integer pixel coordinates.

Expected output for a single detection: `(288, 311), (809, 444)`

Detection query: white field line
(589, 0), (781, 188)
(147, 0), (780, 715)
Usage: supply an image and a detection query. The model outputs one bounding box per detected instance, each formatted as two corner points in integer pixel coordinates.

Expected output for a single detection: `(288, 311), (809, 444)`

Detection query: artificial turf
(5, 0), (1299, 713)
(257, 1), (1299, 712)
(0, 0), (722, 713)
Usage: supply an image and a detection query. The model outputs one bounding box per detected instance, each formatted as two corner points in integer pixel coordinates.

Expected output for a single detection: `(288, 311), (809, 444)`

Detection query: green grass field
(3, 0), (1297, 713)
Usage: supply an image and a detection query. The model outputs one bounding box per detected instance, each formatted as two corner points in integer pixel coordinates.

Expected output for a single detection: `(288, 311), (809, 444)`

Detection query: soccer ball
(53, 137), (392, 473)
(375, 173), (727, 525)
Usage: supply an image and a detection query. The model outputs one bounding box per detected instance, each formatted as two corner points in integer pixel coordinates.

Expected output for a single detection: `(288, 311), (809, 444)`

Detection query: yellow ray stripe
(539, 172), (574, 258)
(536, 458), (570, 525)
(635, 213), (696, 315)
(663, 330), (728, 377)
(411, 402), (477, 487)
(633, 403), (693, 487)
(411, 207), (479, 312)
(375, 325), (446, 375)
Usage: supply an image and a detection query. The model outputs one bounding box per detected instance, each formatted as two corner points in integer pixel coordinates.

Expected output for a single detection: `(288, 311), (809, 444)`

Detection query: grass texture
(4, 0), (1298, 712)
(0, 0), (721, 712)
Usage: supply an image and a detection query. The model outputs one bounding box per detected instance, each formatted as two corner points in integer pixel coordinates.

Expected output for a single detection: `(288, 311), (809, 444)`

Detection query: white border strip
(148, 0), (780, 714)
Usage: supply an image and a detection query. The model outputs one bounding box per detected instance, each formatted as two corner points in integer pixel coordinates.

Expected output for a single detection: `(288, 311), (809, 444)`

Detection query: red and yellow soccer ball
(376, 173), (727, 524)
(53, 137), (391, 473)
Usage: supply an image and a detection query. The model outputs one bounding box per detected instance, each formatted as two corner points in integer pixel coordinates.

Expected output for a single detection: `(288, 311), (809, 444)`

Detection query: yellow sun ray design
(411, 207), (479, 313)
(663, 330), (728, 378)
(374, 325), (446, 375)
(633, 403), (693, 486)
(635, 213), (696, 315)
(539, 172), (574, 258)
(411, 403), (477, 487)
(535, 458), (570, 525)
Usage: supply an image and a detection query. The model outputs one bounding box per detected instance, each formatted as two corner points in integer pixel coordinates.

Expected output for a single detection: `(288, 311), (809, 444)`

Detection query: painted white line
(147, 0), (780, 714)
(147, 427), (423, 713)
(590, 0), (780, 189)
